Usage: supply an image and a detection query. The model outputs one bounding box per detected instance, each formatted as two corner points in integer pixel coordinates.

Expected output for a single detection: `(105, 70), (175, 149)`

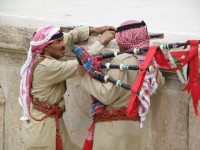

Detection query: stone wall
(0, 23), (200, 150)
(0, 86), (5, 150)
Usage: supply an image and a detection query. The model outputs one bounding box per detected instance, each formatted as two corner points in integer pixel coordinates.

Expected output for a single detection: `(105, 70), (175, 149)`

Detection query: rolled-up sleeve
(63, 26), (89, 51)
(87, 41), (104, 55)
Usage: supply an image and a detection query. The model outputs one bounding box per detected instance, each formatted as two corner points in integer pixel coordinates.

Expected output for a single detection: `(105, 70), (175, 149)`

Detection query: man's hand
(77, 64), (86, 77)
(99, 30), (116, 45)
(89, 26), (116, 35)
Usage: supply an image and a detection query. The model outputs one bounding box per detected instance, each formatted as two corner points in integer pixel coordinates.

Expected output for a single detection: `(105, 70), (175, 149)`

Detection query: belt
(93, 107), (140, 123)
(29, 98), (64, 150)
(32, 99), (64, 118)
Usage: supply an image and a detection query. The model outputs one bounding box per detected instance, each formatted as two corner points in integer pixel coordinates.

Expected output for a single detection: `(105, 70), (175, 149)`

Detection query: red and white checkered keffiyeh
(115, 20), (150, 50)
(19, 25), (63, 121)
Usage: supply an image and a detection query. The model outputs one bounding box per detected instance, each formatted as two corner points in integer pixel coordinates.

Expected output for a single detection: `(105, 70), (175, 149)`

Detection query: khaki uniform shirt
(80, 53), (165, 150)
(22, 26), (104, 150)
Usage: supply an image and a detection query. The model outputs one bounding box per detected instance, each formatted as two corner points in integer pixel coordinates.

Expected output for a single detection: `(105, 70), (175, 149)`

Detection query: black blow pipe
(99, 41), (200, 59)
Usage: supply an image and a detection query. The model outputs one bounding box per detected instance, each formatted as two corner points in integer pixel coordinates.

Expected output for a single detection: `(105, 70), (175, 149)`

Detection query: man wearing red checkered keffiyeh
(79, 20), (165, 150)
(116, 20), (162, 126)
(19, 24), (116, 150)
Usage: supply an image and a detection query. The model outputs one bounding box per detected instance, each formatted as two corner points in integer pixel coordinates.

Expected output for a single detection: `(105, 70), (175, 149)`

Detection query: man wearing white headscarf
(78, 20), (165, 150)
(19, 25), (116, 150)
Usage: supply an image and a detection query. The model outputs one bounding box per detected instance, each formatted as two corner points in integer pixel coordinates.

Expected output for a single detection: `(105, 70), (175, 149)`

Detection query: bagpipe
(71, 45), (155, 91)
(71, 40), (200, 117)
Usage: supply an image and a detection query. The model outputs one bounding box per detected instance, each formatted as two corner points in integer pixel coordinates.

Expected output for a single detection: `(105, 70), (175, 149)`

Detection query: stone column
(189, 90), (200, 149)
(0, 25), (34, 150)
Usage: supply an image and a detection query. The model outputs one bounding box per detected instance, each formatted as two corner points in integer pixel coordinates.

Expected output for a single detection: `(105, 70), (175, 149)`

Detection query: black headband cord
(49, 32), (64, 40)
(116, 21), (146, 32)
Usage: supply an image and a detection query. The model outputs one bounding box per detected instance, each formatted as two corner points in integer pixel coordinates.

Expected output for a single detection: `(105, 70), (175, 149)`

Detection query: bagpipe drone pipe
(70, 40), (200, 117)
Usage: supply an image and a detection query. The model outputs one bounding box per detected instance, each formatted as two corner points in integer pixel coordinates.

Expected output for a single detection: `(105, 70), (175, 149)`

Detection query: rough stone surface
(189, 99), (200, 150)
(0, 87), (5, 150)
(0, 49), (25, 150)
(0, 23), (200, 150)
(151, 72), (190, 150)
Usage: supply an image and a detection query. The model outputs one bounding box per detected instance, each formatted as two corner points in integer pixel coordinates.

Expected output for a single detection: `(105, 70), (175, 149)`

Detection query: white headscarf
(19, 25), (61, 121)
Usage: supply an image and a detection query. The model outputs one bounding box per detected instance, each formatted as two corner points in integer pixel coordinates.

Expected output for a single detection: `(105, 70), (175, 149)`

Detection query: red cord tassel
(83, 140), (93, 150)
(82, 123), (94, 150)
(55, 110), (63, 150)
(56, 132), (63, 150)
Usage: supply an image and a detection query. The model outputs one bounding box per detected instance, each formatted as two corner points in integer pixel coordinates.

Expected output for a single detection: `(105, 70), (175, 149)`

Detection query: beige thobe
(21, 26), (104, 150)
(80, 53), (165, 150)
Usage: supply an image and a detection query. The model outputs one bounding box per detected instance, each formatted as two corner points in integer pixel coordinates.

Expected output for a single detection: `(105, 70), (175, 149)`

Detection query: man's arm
(88, 30), (116, 55)
(63, 26), (116, 52)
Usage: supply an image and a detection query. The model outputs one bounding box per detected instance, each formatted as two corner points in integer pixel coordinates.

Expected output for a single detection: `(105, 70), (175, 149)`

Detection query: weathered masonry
(0, 21), (200, 150)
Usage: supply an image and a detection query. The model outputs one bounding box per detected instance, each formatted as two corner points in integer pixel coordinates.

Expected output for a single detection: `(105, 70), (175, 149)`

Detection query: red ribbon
(154, 40), (200, 115)
(127, 46), (158, 118)
(182, 40), (200, 115)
